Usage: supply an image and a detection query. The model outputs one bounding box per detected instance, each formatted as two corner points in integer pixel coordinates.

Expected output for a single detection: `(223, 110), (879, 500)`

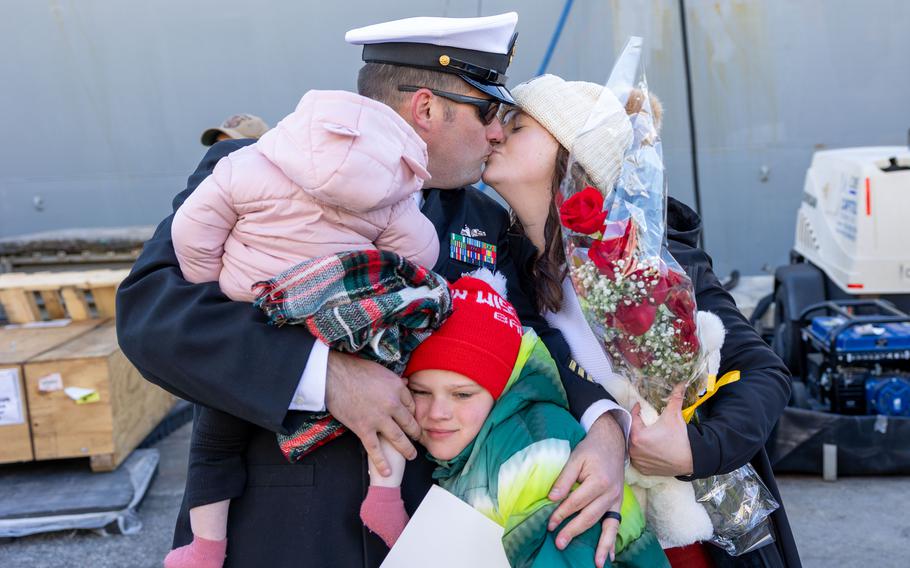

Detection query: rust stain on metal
(686, 1), (781, 148)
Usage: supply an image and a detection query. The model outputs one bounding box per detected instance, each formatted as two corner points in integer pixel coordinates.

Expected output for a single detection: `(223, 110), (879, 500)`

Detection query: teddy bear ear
(696, 311), (726, 352)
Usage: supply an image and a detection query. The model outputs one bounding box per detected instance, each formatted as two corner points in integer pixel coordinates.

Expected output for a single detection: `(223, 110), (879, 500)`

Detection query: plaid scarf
(253, 249), (452, 462)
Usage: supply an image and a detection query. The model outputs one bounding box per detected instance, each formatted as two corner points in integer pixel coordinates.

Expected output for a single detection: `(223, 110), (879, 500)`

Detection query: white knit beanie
(511, 74), (633, 193)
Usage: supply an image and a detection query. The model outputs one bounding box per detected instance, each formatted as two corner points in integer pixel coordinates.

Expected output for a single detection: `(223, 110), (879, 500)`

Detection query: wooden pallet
(0, 269), (130, 324)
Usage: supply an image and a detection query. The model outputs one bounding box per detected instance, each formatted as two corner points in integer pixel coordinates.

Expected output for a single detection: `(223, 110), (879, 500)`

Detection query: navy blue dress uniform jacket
(116, 139), (613, 567)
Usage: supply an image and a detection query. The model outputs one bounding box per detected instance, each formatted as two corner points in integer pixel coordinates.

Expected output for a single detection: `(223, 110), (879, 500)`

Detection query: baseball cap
(200, 113), (271, 146)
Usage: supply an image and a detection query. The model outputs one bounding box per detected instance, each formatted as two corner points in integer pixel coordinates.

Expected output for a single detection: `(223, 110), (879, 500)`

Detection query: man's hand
(629, 383), (694, 477)
(325, 351), (421, 477)
(547, 413), (626, 568)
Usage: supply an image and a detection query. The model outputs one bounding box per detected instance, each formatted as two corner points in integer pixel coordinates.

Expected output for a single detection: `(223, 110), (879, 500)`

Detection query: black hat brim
(460, 76), (515, 105)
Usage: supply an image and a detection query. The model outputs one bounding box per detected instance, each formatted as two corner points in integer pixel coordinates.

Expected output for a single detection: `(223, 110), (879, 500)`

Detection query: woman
(481, 74), (799, 568)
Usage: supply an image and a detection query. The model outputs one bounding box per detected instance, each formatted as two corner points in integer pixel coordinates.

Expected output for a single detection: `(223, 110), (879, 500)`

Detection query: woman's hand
(546, 414), (626, 568)
(629, 383), (694, 477)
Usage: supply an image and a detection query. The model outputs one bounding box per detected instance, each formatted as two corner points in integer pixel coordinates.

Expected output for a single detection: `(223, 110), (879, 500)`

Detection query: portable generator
(800, 300), (910, 416)
(769, 144), (910, 403)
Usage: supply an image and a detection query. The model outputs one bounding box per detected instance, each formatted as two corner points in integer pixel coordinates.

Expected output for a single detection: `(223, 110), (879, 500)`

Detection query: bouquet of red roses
(557, 37), (779, 555)
(559, 187), (703, 410)
(556, 43), (705, 410)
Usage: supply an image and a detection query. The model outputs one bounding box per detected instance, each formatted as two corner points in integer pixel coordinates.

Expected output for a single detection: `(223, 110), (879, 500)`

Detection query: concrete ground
(1, 422), (908, 568)
(0, 425), (189, 568)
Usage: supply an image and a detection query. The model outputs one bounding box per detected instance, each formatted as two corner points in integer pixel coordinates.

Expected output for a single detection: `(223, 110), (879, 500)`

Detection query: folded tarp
(770, 407), (910, 475)
(0, 449), (158, 537)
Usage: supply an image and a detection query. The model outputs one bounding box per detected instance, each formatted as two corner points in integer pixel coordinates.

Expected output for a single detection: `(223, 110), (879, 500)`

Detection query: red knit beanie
(404, 272), (523, 400)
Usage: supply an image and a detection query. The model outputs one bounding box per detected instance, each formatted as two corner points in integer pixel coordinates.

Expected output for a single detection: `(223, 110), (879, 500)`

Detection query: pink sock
(163, 535), (227, 568)
(360, 486), (409, 548)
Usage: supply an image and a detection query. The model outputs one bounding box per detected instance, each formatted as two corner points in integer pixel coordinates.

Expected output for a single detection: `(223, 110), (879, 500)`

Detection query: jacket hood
(666, 196), (702, 249)
(430, 330), (568, 478)
(256, 90), (430, 213)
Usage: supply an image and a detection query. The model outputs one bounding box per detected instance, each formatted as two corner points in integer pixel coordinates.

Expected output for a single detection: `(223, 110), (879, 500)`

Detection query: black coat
(116, 139), (613, 567)
(668, 198), (800, 568)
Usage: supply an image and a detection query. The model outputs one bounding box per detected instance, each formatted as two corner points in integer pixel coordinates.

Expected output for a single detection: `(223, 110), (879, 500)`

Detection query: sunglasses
(398, 85), (502, 125)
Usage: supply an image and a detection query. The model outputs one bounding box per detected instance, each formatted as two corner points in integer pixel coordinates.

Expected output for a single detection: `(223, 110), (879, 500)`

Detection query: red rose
(616, 335), (653, 368)
(665, 267), (689, 290)
(559, 187), (607, 235)
(588, 218), (636, 276)
(589, 248), (620, 279)
(666, 288), (696, 321)
(629, 267), (670, 306)
(649, 273), (670, 305)
(615, 301), (657, 336)
(673, 314), (700, 353)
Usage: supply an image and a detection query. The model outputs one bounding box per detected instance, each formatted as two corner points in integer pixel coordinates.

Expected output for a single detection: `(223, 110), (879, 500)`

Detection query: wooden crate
(0, 269), (130, 324)
(0, 320), (106, 464)
(23, 321), (175, 471)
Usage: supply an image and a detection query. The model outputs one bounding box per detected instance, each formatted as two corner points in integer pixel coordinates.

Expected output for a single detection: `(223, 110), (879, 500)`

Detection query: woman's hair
(511, 144), (591, 314)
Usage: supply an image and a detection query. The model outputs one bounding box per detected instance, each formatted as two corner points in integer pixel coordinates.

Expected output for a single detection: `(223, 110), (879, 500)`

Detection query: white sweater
(545, 278), (633, 434)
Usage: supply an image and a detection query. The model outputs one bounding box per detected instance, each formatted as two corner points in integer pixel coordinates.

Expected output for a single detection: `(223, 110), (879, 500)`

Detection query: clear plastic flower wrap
(557, 37), (705, 410)
(557, 36), (779, 554)
(693, 463), (781, 556)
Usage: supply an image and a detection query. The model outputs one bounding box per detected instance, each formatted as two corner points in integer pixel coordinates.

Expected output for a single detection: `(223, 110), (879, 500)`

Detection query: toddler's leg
(165, 407), (251, 568)
(190, 500), (231, 540)
(360, 436), (409, 548)
(163, 501), (229, 568)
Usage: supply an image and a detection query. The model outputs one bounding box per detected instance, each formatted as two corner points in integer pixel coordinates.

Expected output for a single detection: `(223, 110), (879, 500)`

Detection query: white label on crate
(0, 369), (25, 426)
(64, 386), (99, 404)
(38, 373), (64, 392)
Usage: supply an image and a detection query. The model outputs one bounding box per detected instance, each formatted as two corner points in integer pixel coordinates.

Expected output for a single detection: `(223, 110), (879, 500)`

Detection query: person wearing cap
(117, 13), (630, 567)
(481, 74), (798, 568)
(391, 270), (669, 567)
(164, 86), (441, 568)
(200, 113), (270, 146)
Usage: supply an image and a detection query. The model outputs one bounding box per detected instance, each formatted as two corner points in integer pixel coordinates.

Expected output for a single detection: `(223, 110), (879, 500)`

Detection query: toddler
(165, 89), (440, 568)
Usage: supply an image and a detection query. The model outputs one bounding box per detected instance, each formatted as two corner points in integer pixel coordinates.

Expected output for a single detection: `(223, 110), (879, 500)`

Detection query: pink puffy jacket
(172, 90), (439, 302)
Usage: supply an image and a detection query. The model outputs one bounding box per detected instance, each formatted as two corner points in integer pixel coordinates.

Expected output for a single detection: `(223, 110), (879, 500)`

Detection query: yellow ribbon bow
(682, 370), (741, 423)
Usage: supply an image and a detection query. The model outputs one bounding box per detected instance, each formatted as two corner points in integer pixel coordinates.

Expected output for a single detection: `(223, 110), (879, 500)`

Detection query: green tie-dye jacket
(429, 330), (669, 568)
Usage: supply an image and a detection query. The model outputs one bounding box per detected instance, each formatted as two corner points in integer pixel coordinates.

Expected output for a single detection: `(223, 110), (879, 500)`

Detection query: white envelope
(381, 485), (510, 568)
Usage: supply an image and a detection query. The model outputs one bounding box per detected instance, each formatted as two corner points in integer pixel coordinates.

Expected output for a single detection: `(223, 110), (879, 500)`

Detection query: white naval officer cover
(345, 12), (517, 54)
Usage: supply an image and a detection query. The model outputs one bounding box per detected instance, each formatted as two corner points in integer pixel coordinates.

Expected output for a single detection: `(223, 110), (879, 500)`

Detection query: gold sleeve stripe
(567, 359), (593, 382)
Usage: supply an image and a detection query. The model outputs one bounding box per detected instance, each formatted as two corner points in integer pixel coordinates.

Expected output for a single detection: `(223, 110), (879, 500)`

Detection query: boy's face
(408, 369), (495, 461)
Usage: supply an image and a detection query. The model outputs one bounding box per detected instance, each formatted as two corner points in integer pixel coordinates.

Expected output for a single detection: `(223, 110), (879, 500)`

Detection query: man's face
(422, 85), (505, 190)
